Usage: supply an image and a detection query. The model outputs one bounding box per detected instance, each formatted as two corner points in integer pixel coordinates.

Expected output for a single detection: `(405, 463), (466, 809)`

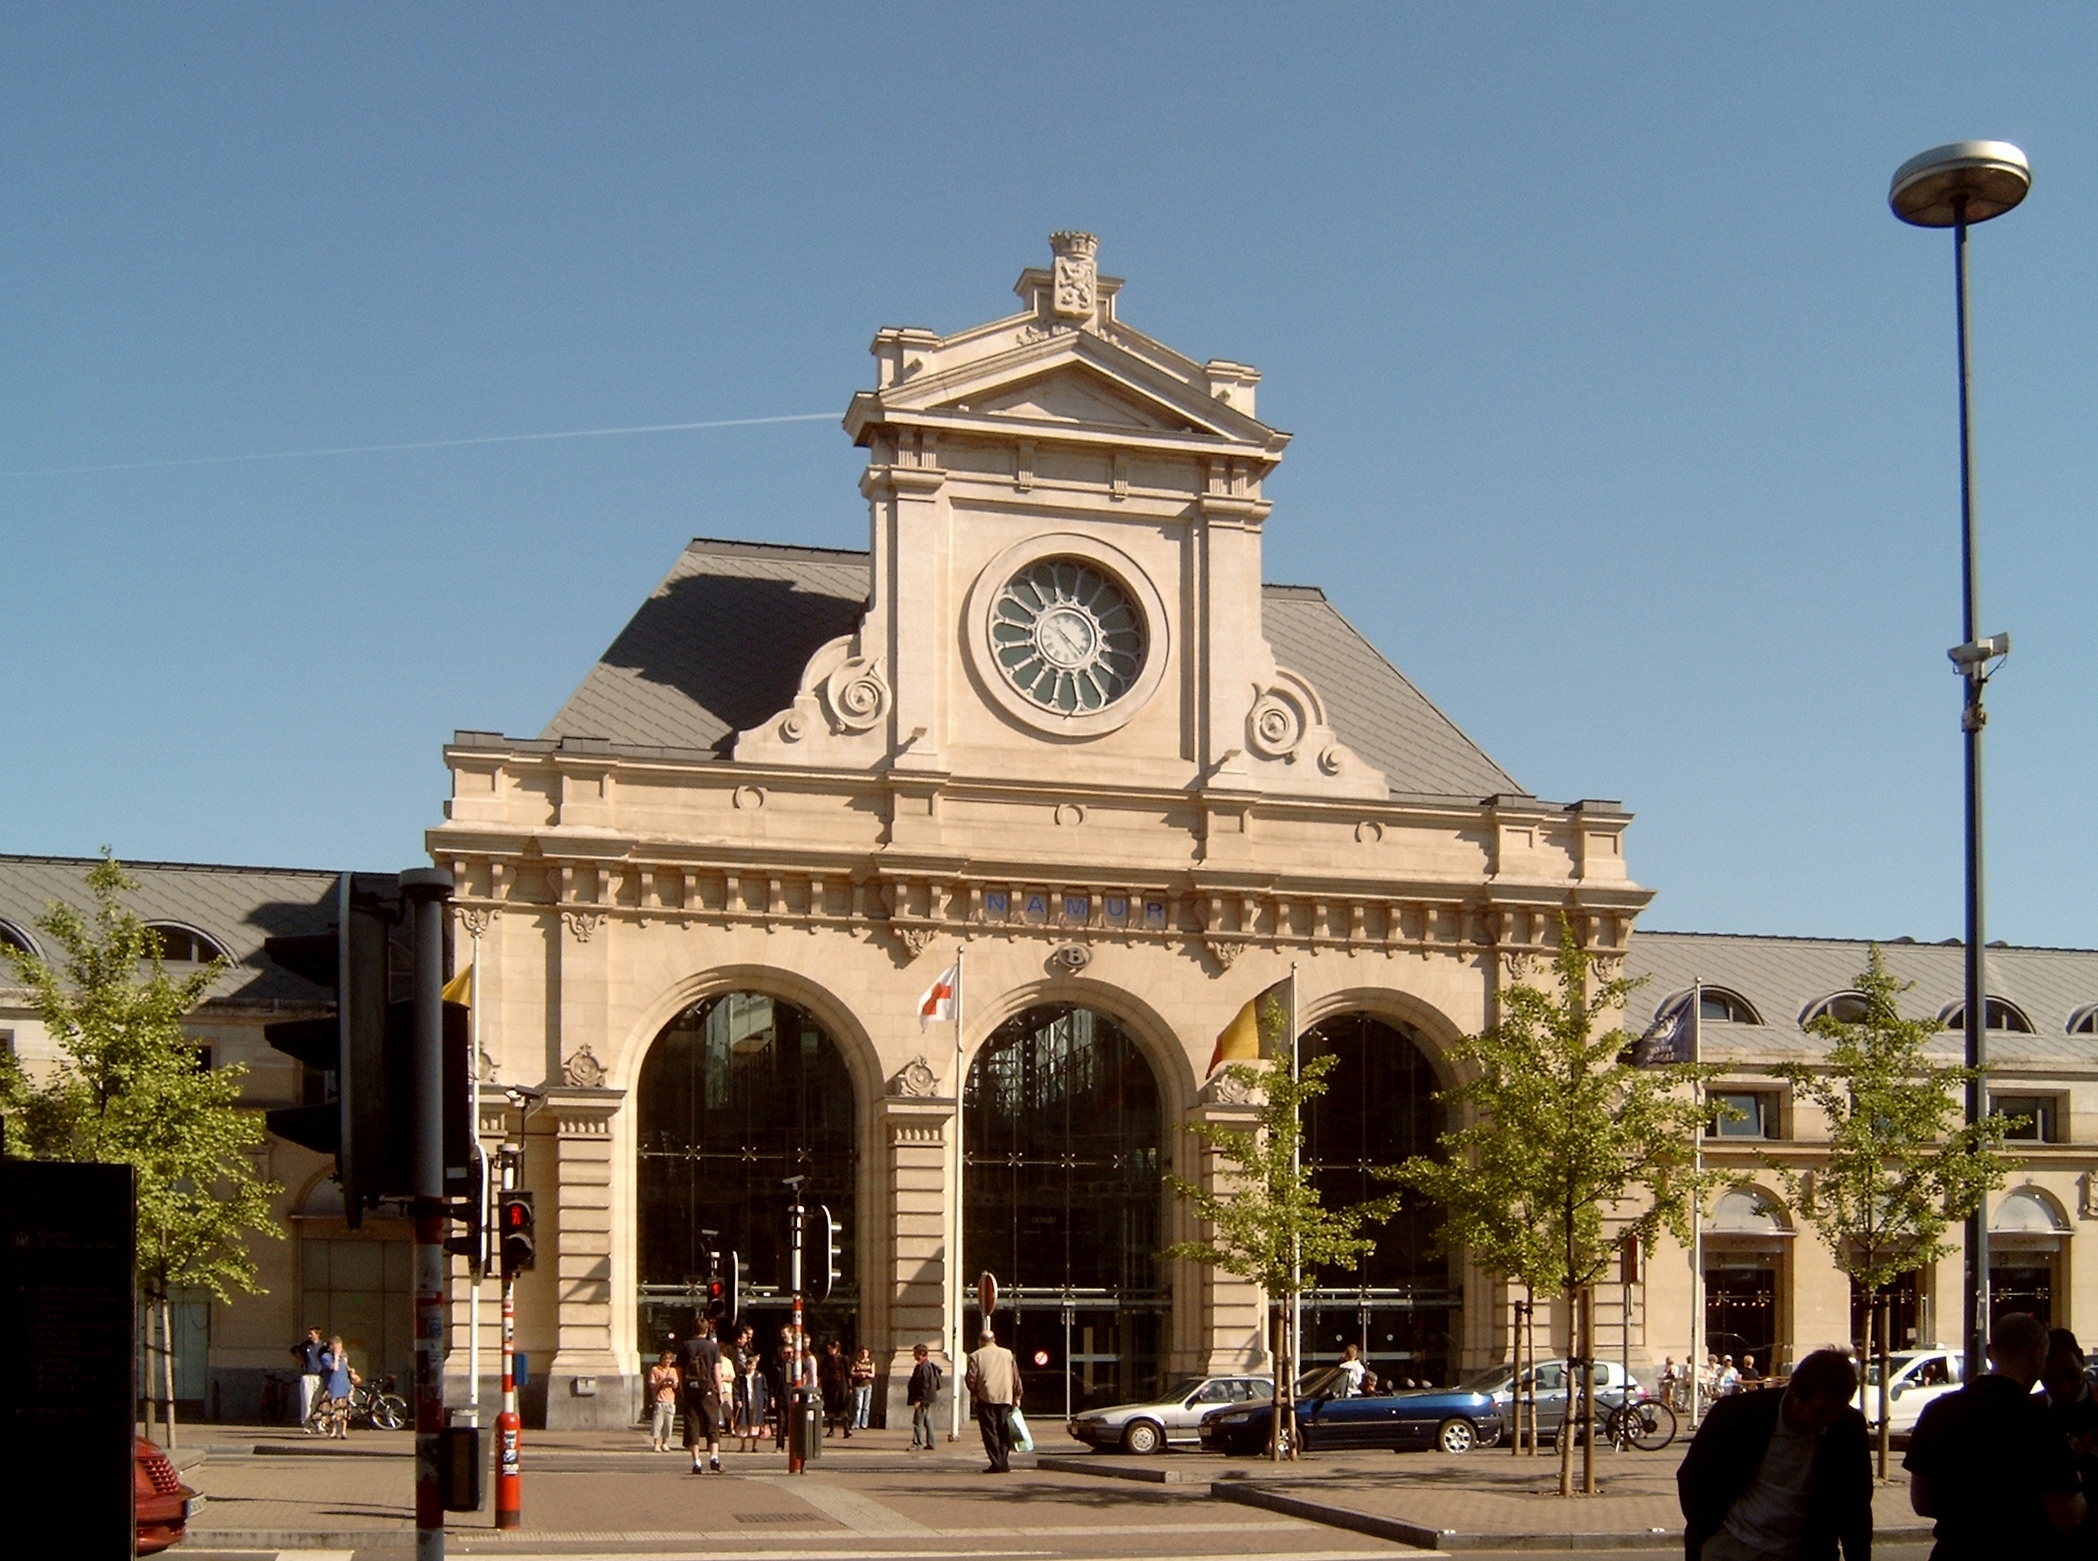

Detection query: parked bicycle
(348, 1373), (409, 1431)
(1604, 1394), (1678, 1451)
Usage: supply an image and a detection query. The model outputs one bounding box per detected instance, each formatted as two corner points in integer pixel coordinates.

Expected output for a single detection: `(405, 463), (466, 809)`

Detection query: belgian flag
(1206, 976), (1292, 1076)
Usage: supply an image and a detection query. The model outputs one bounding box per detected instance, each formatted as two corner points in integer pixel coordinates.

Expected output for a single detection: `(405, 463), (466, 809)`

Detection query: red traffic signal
(499, 1191), (535, 1278)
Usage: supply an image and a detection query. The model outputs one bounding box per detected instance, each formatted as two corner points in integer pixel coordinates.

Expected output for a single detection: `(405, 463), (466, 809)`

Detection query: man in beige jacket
(965, 1324), (1022, 1473)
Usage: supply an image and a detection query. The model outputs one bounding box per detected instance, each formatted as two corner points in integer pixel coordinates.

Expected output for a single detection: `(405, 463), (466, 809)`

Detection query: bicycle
(348, 1373), (410, 1431)
(1604, 1394), (1678, 1452)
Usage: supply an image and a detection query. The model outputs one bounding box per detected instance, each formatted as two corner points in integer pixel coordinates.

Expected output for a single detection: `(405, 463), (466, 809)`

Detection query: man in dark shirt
(907, 1343), (943, 1451)
(290, 1326), (327, 1433)
(1676, 1347), (1872, 1560)
(2044, 1328), (2098, 1556)
(679, 1319), (724, 1474)
(1906, 1311), (2084, 1559)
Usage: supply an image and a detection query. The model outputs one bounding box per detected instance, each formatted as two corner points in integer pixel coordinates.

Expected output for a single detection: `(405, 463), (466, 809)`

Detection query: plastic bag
(1007, 1406), (1034, 1453)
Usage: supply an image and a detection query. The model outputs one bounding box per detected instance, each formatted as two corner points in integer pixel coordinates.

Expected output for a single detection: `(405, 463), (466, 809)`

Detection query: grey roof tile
(0, 854), (340, 1007)
(1624, 929), (2098, 1067)
(539, 538), (1522, 800)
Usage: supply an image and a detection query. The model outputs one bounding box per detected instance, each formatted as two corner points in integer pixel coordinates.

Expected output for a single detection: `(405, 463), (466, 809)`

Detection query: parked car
(1859, 1348), (1963, 1433)
(135, 1436), (198, 1555)
(1458, 1358), (1644, 1441)
(1067, 1373), (1274, 1454)
(1198, 1366), (1503, 1456)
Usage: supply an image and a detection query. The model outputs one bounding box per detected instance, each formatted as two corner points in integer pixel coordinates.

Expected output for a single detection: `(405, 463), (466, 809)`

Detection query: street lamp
(1889, 139), (2030, 1384)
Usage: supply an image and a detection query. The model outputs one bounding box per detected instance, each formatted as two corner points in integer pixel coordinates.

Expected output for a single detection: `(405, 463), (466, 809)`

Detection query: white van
(1860, 1349), (1962, 1432)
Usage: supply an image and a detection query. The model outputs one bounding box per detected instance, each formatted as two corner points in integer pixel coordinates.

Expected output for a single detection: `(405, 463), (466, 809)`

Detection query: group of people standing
(1677, 1312), (2098, 1560)
(288, 1325), (357, 1439)
(648, 1321), (880, 1470)
(1660, 1352), (1761, 1412)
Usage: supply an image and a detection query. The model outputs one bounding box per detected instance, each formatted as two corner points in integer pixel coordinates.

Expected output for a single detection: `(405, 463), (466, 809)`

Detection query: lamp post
(1888, 140), (2030, 1385)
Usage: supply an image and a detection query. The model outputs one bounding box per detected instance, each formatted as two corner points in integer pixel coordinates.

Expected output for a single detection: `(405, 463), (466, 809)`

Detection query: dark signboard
(2, 1159), (136, 1557)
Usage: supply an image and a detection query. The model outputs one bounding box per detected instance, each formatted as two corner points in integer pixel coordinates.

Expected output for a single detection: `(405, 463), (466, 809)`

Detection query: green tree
(1762, 946), (2011, 1479)
(0, 853), (284, 1444)
(1392, 920), (1719, 1495)
(1164, 1040), (1401, 1460)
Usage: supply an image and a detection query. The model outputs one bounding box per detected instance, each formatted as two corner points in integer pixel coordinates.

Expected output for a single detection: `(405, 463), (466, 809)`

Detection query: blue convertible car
(1197, 1367), (1503, 1456)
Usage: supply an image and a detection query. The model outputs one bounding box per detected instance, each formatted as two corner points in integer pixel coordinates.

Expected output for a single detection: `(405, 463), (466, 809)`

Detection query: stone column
(1183, 1096), (1267, 1375)
(879, 1092), (955, 1432)
(540, 1086), (627, 1429)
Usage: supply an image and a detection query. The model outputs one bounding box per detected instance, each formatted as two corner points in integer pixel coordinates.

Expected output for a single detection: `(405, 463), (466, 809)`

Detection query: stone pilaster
(541, 1086), (628, 1429)
(1183, 1096), (1268, 1375)
(880, 1094), (957, 1430)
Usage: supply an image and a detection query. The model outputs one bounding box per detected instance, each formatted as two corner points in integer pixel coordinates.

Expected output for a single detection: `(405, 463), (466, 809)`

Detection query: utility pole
(495, 1145), (524, 1529)
(785, 1176), (808, 1473)
(401, 868), (452, 1561)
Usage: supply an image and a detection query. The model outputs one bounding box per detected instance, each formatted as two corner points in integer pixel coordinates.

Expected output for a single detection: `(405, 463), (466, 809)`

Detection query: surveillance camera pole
(785, 1176), (808, 1473)
(1890, 141), (2030, 1384)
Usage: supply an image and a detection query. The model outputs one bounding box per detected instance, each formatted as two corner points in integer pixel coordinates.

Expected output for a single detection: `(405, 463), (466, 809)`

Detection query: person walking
(820, 1339), (851, 1438)
(907, 1343), (942, 1451)
(316, 1335), (356, 1440)
(648, 1349), (681, 1452)
(1906, 1311), (2084, 1560)
(290, 1326), (327, 1433)
(679, 1319), (725, 1474)
(851, 1346), (877, 1431)
(966, 1323), (1021, 1474)
(766, 1331), (792, 1450)
(733, 1325), (767, 1453)
(1676, 1347), (1872, 1561)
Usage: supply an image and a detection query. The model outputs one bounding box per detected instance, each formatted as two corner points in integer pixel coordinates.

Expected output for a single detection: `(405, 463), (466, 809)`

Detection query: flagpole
(949, 947), (966, 1445)
(1289, 962), (1301, 1403)
(1688, 977), (1704, 1427)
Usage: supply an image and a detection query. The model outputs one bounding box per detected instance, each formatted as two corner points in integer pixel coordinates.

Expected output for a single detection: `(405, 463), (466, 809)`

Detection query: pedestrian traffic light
(263, 873), (401, 1228)
(813, 1206), (843, 1303)
(703, 1253), (740, 1323)
(499, 1191), (536, 1278)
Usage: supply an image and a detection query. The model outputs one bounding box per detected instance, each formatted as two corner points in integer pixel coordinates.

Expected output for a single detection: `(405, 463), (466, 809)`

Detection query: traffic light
(499, 1191), (536, 1278)
(703, 1252), (740, 1324)
(264, 872), (475, 1231)
(263, 874), (400, 1228)
(813, 1206), (843, 1302)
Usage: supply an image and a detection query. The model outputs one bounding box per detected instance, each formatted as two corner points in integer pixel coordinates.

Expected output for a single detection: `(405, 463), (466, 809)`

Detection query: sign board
(1, 1160), (136, 1558)
(978, 1271), (997, 1319)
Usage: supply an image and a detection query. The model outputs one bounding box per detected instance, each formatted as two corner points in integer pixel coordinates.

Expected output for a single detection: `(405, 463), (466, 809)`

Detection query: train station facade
(7, 236), (2097, 1431)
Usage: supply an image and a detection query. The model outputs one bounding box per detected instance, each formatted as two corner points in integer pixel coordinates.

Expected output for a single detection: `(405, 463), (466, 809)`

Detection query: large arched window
(1299, 1013), (1454, 1384)
(964, 1003), (1163, 1413)
(636, 992), (857, 1351)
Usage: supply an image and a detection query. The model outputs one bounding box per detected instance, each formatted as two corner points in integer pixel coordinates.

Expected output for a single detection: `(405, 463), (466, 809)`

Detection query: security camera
(1948, 632), (2010, 668)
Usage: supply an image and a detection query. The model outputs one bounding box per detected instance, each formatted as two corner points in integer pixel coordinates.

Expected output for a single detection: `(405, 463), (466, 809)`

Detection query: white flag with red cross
(917, 961), (958, 1030)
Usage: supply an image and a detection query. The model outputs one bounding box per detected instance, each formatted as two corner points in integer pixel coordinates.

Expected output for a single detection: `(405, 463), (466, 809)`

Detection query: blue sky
(3, 4), (2093, 946)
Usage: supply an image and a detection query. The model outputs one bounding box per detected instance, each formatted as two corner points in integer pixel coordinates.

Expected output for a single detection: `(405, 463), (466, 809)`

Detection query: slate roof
(1625, 929), (2098, 1071)
(540, 537), (1522, 802)
(0, 854), (340, 1009)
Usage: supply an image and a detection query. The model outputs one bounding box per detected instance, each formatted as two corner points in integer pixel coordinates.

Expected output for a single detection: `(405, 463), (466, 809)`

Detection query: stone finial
(1049, 231), (1099, 321)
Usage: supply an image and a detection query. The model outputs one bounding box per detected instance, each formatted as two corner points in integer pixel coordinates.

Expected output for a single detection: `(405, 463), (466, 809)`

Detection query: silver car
(1068, 1374), (1275, 1454)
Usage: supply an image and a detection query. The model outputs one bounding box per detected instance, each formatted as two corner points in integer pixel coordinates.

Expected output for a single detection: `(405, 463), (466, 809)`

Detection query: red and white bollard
(496, 1280), (521, 1528)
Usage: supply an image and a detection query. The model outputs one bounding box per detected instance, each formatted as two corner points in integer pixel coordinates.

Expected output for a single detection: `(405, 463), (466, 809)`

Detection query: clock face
(990, 558), (1146, 714)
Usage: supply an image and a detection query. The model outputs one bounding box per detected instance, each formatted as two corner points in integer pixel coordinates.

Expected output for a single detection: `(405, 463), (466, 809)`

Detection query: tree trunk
(1269, 1308), (1284, 1462)
(1579, 1286), (1596, 1495)
(1524, 1294), (1539, 1456)
(159, 1292), (178, 1450)
(1875, 1294), (1891, 1483)
(1557, 1290), (1575, 1496)
(1509, 1295), (1523, 1457)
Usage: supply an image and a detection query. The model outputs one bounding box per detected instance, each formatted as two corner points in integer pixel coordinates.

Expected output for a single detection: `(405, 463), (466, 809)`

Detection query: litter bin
(792, 1389), (822, 1464)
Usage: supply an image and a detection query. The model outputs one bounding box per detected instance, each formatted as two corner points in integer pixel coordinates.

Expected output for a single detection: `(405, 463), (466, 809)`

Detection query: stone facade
(425, 236), (1648, 1427)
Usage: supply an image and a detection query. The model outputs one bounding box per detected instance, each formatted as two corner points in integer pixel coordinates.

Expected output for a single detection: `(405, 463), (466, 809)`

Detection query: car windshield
(1862, 1355), (1921, 1387)
(1461, 1365), (1514, 1393)
(1295, 1366), (1347, 1398)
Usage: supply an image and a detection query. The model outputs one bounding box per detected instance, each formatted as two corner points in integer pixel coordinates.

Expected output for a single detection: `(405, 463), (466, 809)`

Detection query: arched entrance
(636, 991), (858, 1355)
(1299, 1012), (1455, 1386)
(964, 1003), (1164, 1415)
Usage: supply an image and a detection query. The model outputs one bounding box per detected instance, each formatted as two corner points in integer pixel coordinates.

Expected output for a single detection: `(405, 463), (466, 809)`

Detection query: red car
(135, 1437), (198, 1554)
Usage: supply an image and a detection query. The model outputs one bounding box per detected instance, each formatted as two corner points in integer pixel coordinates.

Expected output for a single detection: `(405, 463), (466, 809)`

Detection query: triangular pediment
(856, 324), (1278, 452)
(954, 364), (1197, 433)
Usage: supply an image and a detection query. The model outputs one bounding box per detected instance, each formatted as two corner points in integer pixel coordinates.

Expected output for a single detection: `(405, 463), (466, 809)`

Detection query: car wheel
(1122, 1419), (1164, 1456)
(1436, 1418), (1476, 1454)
